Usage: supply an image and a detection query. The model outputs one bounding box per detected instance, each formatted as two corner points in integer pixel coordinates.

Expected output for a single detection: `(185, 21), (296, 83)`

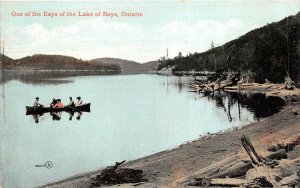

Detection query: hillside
(0, 54), (15, 64)
(142, 60), (159, 71)
(158, 11), (300, 83)
(91, 57), (158, 72)
(2, 54), (121, 71)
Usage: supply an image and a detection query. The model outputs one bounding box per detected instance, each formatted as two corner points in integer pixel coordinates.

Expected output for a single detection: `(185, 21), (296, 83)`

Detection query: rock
(292, 107), (300, 115)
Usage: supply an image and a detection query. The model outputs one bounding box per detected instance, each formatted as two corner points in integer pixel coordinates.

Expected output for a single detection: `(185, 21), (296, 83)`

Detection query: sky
(0, 1), (299, 63)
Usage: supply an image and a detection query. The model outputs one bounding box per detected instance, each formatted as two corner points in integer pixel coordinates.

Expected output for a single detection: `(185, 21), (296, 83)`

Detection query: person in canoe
(50, 98), (57, 108)
(33, 97), (43, 108)
(67, 97), (75, 108)
(53, 99), (64, 108)
(75, 96), (83, 107)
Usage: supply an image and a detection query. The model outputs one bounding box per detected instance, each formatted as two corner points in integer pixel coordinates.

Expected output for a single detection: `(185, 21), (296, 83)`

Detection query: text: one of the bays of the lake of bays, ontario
(11, 11), (143, 18)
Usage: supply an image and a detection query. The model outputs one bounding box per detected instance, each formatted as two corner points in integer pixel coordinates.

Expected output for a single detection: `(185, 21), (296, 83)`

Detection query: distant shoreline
(1, 69), (161, 77)
(1, 69), (121, 72)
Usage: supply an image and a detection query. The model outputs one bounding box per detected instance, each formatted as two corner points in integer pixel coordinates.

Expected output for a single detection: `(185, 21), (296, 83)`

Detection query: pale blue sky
(1, 1), (299, 62)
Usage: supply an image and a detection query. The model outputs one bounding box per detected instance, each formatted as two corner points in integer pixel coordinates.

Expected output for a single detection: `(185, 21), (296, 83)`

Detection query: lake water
(0, 74), (285, 188)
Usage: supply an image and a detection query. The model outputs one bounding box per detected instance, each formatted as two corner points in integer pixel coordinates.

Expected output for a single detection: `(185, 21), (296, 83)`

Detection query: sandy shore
(39, 98), (300, 188)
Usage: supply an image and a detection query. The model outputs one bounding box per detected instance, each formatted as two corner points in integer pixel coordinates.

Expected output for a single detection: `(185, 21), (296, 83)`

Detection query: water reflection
(30, 111), (88, 123)
(76, 111), (82, 120)
(204, 90), (285, 121)
(32, 113), (42, 123)
(167, 76), (286, 121)
(0, 70), (120, 85)
(209, 91), (234, 122)
(68, 111), (74, 120)
(51, 112), (62, 121)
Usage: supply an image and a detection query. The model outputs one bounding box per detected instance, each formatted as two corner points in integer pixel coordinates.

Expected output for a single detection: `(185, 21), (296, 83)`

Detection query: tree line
(158, 13), (300, 83)
(2, 54), (121, 71)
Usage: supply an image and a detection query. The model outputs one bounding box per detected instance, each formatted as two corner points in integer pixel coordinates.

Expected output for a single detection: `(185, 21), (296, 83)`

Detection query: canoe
(26, 103), (91, 115)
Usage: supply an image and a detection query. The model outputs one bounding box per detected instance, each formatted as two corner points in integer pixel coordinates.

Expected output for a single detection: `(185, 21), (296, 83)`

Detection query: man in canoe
(33, 97), (43, 108)
(75, 96), (83, 107)
(53, 99), (64, 108)
(50, 98), (57, 108)
(67, 97), (75, 108)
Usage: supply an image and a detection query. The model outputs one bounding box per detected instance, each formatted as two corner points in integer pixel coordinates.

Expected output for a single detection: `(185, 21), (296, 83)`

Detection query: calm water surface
(0, 74), (285, 188)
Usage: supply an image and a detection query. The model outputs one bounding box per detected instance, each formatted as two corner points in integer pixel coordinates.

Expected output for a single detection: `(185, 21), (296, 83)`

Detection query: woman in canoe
(53, 99), (64, 108)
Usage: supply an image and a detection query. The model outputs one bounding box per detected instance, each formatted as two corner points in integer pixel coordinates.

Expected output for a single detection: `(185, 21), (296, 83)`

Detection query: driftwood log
(268, 134), (300, 152)
(190, 178), (247, 187)
(187, 135), (287, 187)
(91, 160), (147, 186)
(240, 135), (280, 187)
(192, 72), (241, 94)
(187, 149), (287, 186)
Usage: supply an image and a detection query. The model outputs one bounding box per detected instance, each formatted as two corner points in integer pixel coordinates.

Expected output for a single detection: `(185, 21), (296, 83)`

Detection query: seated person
(67, 97), (75, 107)
(53, 99), (64, 108)
(33, 97), (43, 107)
(50, 98), (57, 108)
(75, 96), (83, 107)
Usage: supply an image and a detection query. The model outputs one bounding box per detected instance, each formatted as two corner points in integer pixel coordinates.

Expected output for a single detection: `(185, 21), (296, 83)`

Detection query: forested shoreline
(158, 12), (300, 83)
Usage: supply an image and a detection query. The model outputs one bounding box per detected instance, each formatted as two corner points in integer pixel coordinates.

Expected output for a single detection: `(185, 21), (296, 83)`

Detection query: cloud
(3, 18), (259, 62)
(152, 19), (256, 52)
